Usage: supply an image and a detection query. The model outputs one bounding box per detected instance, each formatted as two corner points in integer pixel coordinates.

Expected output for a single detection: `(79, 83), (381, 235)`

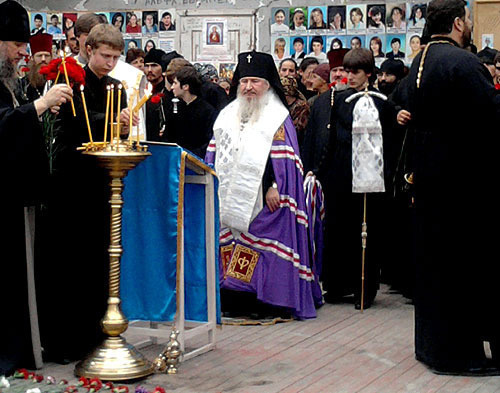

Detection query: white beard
(236, 88), (272, 125)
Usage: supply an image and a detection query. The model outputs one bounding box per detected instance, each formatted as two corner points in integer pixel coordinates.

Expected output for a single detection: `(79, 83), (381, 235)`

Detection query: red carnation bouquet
(39, 57), (86, 87)
(38, 57), (86, 174)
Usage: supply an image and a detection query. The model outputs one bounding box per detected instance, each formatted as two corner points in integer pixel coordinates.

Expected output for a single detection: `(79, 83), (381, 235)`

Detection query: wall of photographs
(27, 10), (178, 56)
(269, 3), (427, 66)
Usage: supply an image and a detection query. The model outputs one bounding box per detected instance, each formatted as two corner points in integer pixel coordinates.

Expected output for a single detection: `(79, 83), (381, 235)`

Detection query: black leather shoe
(429, 362), (500, 376)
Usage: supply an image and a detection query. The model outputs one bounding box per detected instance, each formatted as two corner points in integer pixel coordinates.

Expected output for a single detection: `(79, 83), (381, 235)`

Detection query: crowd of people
(2, 0), (500, 380)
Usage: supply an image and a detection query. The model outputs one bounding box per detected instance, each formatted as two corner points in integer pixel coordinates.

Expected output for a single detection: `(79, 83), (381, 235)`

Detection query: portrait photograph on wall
(347, 4), (367, 33)
(62, 12), (77, 33)
(367, 34), (386, 58)
(271, 7), (290, 34)
(327, 35), (347, 51)
(386, 33), (407, 59)
(30, 12), (46, 34)
(159, 9), (176, 32)
(126, 12), (142, 34)
(386, 4), (407, 32)
(328, 6), (346, 32)
(111, 12), (126, 32)
(367, 4), (386, 32)
(142, 11), (159, 34)
(308, 6), (328, 30)
(290, 7), (308, 32)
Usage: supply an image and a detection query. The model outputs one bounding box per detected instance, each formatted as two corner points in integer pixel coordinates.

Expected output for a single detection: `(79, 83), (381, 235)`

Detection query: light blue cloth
(121, 143), (220, 323)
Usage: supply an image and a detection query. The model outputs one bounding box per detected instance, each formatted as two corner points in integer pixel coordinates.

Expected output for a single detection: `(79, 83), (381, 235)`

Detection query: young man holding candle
(35, 23), (132, 364)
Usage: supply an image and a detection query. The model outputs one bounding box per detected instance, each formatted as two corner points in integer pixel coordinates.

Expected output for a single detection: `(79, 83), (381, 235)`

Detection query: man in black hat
(377, 58), (405, 96)
(205, 51), (317, 320)
(142, 48), (182, 141)
(302, 48), (349, 174)
(404, 0), (500, 375)
(0, 0), (73, 375)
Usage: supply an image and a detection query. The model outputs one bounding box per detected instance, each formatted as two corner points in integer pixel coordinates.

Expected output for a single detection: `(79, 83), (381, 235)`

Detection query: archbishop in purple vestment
(205, 51), (317, 319)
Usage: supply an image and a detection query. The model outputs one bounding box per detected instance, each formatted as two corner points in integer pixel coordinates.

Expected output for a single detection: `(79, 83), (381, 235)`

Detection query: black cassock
(302, 89), (333, 173)
(318, 87), (400, 304)
(0, 81), (46, 374)
(35, 66), (128, 362)
(406, 37), (500, 372)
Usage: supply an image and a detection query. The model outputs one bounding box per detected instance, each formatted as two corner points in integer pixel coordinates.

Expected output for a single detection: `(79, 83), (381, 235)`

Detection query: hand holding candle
(133, 83), (152, 112)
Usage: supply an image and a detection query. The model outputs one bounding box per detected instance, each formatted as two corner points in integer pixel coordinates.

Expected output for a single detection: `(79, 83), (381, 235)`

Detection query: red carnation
(59, 379), (69, 385)
(495, 83), (500, 90)
(341, 77), (348, 84)
(14, 368), (29, 379)
(35, 375), (44, 383)
(65, 386), (79, 393)
(88, 378), (103, 393)
(112, 386), (129, 393)
(150, 93), (164, 104)
(328, 81), (337, 89)
(152, 387), (165, 393)
(104, 382), (114, 390)
(78, 377), (90, 387)
(21, 67), (30, 72)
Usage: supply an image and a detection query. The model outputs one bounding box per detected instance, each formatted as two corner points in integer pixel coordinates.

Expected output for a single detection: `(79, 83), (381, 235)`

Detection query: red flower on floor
(78, 377), (90, 387)
(34, 375), (44, 383)
(13, 368), (29, 379)
(65, 385), (79, 393)
(112, 386), (129, 393)
(88, 378), (103, 392)
(152, 387), (165, 393)
(150, 93), (165, 104)
(104, 382), (114, 390)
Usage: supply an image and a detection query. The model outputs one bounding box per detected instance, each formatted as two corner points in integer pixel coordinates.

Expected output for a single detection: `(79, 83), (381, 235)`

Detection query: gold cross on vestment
(247, 54), (252, 63)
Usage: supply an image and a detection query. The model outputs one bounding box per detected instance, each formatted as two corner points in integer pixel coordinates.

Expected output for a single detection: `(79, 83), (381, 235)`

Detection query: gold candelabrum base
(75, 140), (154, 381)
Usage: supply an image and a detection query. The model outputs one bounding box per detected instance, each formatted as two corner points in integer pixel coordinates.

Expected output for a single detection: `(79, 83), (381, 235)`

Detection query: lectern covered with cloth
(120, 143), (220, 361)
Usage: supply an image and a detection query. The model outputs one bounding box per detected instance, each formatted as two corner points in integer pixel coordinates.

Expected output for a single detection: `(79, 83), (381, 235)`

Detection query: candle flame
(107, 84), (111, 90)
(118, 83), (123, 89)
(80, 84), (84, 91)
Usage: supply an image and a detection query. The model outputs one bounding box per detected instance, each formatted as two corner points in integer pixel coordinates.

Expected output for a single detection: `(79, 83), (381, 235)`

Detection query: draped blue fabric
(121, 143), (220, 323)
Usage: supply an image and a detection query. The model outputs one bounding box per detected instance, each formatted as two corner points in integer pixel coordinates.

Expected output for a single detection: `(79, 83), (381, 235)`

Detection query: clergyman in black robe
(405, 0), (500, 375)
(0, 0), (73, 374)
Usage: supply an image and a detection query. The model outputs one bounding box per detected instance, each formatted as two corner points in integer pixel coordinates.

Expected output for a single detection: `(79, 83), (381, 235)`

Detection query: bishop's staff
(346, 88), (387, 312)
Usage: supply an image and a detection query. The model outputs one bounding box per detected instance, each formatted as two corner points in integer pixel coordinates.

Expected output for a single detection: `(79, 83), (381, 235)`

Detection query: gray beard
(0, 56), (18, 92)
(236, 89), (272, 125)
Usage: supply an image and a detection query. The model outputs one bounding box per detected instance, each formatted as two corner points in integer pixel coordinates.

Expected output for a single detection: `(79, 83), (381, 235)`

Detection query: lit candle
(128, 89), (137, 144)
(80, 85), (94, 145)
(133, 83), (152, 112)
(104, 85), (111, 144)
(116, 84), (122, 148)
(60, 50), (76, 117)
(110, 84), (114, 145)
(135, 92), (140, 146)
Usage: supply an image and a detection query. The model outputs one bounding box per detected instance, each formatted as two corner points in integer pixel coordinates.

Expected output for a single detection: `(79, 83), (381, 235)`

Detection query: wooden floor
(41, 286), (500, 393)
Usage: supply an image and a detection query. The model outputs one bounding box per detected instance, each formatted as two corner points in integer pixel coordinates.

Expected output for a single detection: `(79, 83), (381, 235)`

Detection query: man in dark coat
(317, 49), (399, 309)
(302, 48), (348, 173)
(0, 0), (72, 374)
(404, 0), (500, 375)
(35, 23), (128, 363)
(169, 65), (216, 158)
(20, 33), (53, 103)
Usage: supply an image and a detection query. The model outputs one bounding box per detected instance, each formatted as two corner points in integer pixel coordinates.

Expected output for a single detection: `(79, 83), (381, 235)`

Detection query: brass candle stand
(75, 140), (154, 381)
